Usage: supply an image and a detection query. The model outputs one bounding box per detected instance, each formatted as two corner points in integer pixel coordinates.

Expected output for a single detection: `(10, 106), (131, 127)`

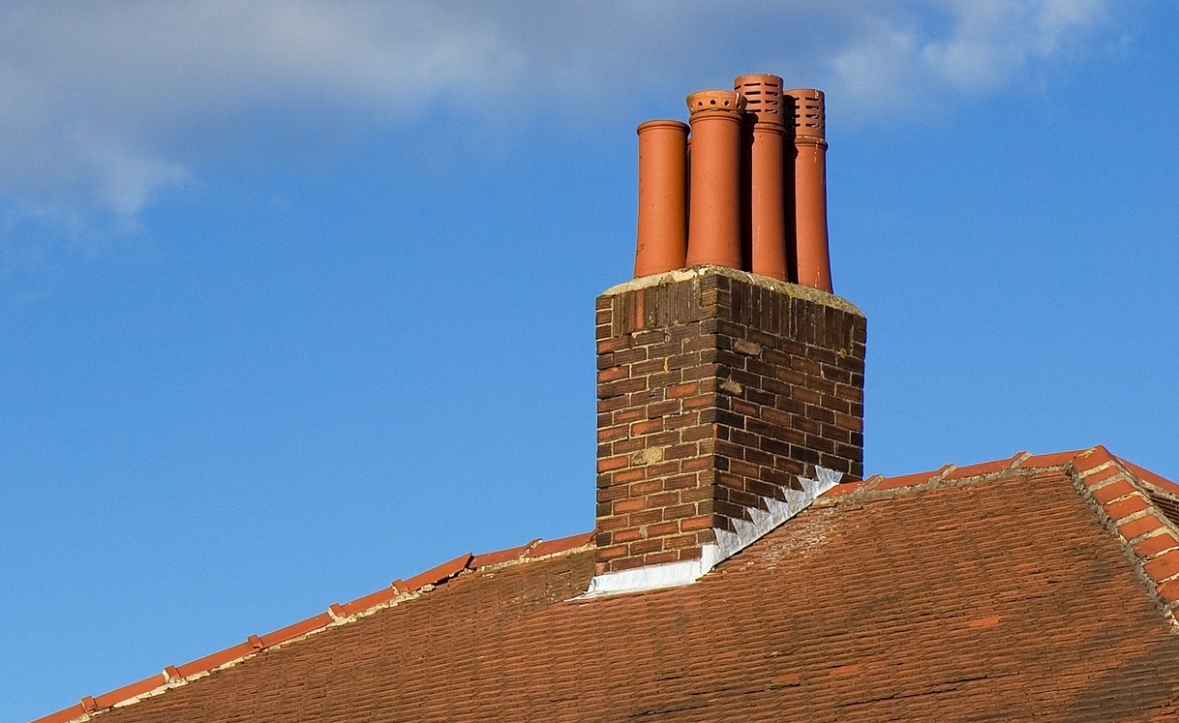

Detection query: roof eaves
(31, 532), (595, 723)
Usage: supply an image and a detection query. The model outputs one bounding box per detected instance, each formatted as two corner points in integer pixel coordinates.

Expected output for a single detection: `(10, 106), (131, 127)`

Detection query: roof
(34, 445), (1179, 722)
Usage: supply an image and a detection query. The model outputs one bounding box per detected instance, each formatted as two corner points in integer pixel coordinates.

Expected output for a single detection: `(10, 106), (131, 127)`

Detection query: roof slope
(37, 448), (1179, 722)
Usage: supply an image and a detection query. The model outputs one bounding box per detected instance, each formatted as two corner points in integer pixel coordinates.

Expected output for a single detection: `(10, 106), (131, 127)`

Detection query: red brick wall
(594, 267), (865, 574)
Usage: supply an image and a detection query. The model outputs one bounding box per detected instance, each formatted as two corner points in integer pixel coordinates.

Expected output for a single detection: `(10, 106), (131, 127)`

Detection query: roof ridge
(816, 448), (1085, 506)
(1068, 446), (1179, 631)
(31, 531), (595, 723)
(1118, 456), (1179, 499)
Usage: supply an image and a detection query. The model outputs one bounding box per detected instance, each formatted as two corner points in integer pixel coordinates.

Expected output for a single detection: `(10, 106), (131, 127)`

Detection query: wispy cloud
(0, 0), (1115, 227)
(916, 0), (1109, 91)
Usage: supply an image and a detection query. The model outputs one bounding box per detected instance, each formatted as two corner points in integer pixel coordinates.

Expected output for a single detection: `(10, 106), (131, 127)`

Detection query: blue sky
(3, 1), (1177, 720)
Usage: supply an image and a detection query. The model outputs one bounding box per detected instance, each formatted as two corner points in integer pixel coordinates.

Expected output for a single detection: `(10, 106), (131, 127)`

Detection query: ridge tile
(258, 612), (334, 648)
(527, 532), (595, 558)
(93, 674), (166, 710)
(873, 465), (951, 492)
(402, 553), (474, 592)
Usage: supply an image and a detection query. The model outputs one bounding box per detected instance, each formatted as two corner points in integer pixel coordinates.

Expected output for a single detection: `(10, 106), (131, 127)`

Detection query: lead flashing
(581, 467), (840, 597)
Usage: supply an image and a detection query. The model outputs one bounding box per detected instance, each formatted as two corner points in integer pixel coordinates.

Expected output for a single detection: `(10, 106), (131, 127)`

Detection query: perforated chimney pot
(684, 89), (745, 269)
(734, 74), (788, 281)
(634, 120), (689, 277)
(786, 88), (832, 292)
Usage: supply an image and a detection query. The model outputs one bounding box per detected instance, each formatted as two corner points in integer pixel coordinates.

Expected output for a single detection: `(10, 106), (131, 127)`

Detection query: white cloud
(0, 1), (517, 221)
(823, 0), (1110, 111)
(917, 0), (1109, 91)
(0, 0), (1116, 226)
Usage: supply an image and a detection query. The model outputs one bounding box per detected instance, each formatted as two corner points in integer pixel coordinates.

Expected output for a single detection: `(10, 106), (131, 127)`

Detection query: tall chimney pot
(684, 90), (745, 269)
(734, 74), (788, 281)
(786, 88), (832, 292)
(634, 120), (690, 277)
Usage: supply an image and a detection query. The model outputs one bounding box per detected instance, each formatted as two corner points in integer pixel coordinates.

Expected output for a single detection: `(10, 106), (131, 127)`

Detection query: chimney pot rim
(636, 119), (690, 134)
(686, 89), (746, 116)
(734, 72), (784, 86)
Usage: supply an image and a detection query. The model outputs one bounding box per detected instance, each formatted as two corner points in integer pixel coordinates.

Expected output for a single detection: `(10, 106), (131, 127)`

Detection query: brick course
(594, 266), (866, 574)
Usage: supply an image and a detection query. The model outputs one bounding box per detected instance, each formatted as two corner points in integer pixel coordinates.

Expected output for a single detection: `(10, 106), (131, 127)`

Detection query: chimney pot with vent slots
(786, 88), (832, 292)
(734, 74), (789, 281)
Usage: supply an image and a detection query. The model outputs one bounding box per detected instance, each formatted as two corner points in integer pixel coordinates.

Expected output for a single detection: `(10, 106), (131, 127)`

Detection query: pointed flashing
(712, 466), (842, 561)
(582, 467), (841, 597)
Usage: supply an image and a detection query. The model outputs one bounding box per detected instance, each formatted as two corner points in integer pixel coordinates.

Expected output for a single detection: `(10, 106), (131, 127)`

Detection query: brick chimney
(589, 76), (865, 595)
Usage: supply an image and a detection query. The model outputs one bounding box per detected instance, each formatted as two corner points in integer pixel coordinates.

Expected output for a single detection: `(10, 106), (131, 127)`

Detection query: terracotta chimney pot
(734, 74), (788, 281)
(684, 89), (745, 269)
(786, 88), (832, 292)
(634, 120), (689, 277)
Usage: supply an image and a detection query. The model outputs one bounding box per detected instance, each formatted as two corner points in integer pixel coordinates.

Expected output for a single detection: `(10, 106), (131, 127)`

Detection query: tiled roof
(31, 532), (596, 723)
(34, 447), (1179, 723)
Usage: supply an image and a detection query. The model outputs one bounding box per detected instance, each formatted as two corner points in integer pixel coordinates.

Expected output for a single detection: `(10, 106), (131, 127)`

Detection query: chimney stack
(591, 75), (864, 594)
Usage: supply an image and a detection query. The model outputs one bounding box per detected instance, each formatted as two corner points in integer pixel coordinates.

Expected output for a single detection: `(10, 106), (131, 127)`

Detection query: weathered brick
(598, 426), (628, 443)
(647, 521), (680, 537)
(680, 515), (714, 532)
(646, 492), (680, 508)
(612, 498), (645, 514)
(643, 551), (680, 566)
(611, 528), (643, 544)
(596, 486), (628, 502)
(610, 468), (646, 485)
(629, 538), (664, 556)
(597, 456), (629, 473)
(597, 365), (631, 383)
(629, 509), (663, 526)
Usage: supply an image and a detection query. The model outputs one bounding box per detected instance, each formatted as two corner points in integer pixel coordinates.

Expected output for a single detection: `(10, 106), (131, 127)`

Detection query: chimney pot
(686, 89), (747, 115)
(735, 74), (789, 281)
(684, 90), (745, 269)
(785, 88), (832, 292)
(734, 73), (786, 127)
(634, 120), (689, 277)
